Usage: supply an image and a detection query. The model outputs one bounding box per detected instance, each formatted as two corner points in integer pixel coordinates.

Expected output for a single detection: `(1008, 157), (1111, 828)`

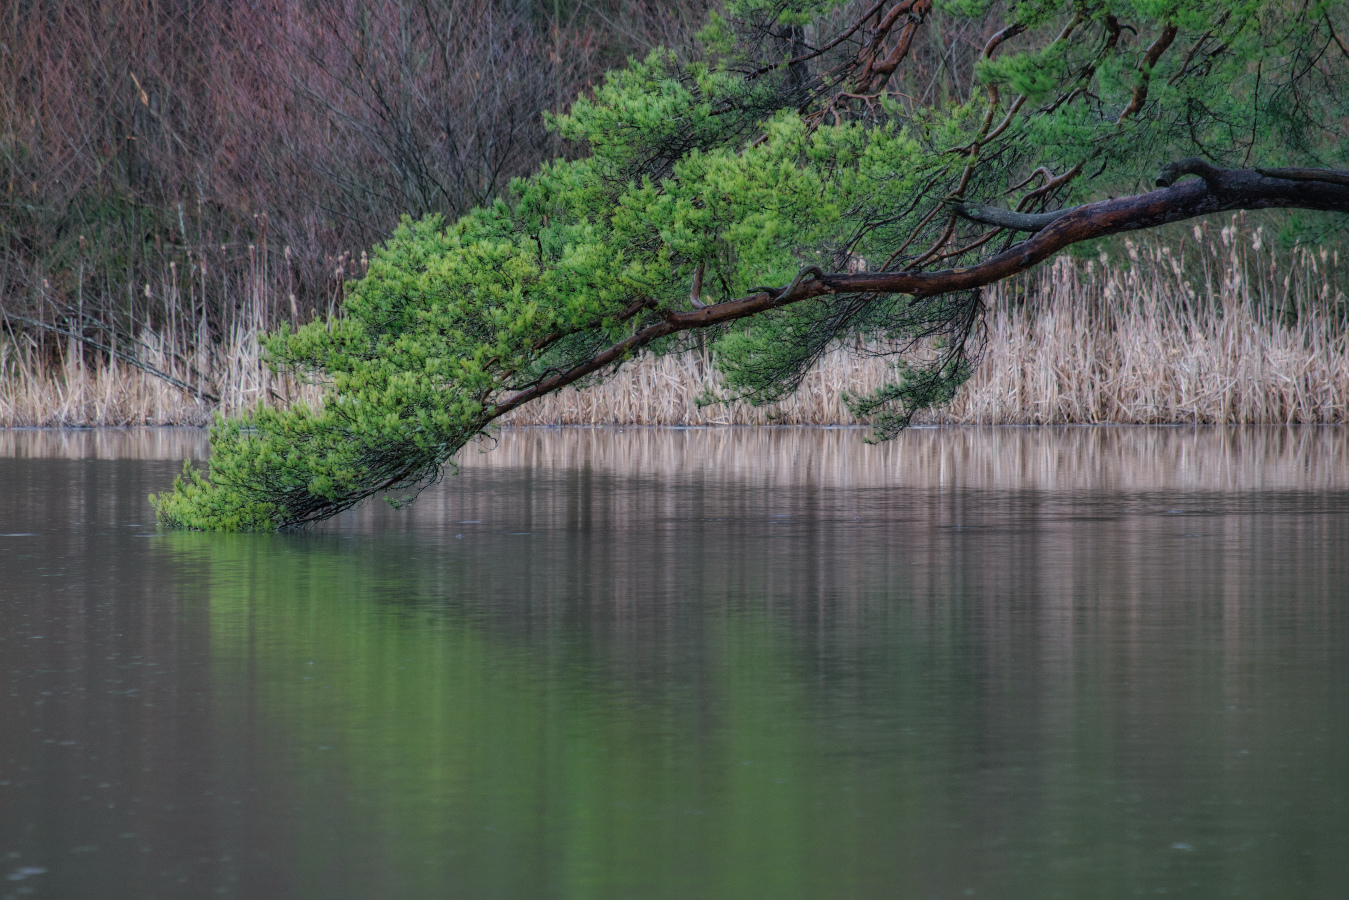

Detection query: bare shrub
(0, 0), (708, 377)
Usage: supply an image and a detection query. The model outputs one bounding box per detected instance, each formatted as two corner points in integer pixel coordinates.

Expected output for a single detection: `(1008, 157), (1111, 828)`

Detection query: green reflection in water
(159, 475), (1349, 900)
(181, 533), (855, 899)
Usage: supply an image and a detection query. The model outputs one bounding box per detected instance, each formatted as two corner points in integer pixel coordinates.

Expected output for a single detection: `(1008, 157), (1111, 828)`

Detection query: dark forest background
(5, 1), (1344, 428)
(0, 0), (710, 367)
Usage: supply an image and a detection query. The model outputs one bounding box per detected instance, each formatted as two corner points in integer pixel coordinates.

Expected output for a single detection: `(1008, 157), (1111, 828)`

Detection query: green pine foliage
(152, 0), (1349, 530)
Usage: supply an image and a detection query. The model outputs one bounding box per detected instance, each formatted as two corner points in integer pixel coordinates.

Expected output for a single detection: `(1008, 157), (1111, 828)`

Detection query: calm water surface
(1, 426), (1347, 899)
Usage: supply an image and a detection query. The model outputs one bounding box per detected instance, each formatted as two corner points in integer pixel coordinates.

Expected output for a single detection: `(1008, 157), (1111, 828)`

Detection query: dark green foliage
(153, 0), (1349, 529)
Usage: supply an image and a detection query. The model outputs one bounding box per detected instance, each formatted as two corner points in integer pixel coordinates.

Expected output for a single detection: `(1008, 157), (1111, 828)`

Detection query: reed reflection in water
(0, 425), (1346, 900)
(0, 426), (207, 461)
(454, 423), (1349, 492)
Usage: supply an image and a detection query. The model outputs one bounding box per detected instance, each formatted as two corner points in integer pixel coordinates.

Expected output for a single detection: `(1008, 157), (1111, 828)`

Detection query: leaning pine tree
(153, 0), (1349, 530)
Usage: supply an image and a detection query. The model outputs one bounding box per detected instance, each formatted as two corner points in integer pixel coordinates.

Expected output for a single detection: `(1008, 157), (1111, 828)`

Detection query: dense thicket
(137, 0), (1349, 530)
(1, 0), (707, 365)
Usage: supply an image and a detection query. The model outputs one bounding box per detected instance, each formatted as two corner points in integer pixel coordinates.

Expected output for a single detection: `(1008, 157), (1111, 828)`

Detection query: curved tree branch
(1155, 156), (1224, 187)
(491, 164), (1349, 418)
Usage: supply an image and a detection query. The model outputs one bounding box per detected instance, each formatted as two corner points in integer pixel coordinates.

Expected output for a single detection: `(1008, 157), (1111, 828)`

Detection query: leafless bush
(0, 0), (708, 380)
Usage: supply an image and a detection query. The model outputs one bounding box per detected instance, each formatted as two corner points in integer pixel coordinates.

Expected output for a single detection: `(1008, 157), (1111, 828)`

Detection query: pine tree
(153, 0), (1349, 530)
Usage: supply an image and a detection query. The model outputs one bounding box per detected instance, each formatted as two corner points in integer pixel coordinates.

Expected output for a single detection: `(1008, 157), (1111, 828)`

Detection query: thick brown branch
(491, 165), (1349, 420)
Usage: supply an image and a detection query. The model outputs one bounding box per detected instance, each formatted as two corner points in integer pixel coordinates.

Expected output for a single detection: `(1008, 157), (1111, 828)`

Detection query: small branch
(1254, 167), (1349, 187)
(689, 260), (707, 309)
(1116, 23), (1179, 124)
(935, 227), (1004, 260)
(947, 201), (1076, 232)
(1018, 161), (1084, 209)
(1007, 166), (1051, 194)
(984, 94), (1027, 142)
(780, 264), (825, 300)
(1327, 13), (1349, 60)
(1155, 156), (1223, 187)
(745, 0), (887, 78)
(982, 22), (1027, 60)
(1167, 27), (1216, 86)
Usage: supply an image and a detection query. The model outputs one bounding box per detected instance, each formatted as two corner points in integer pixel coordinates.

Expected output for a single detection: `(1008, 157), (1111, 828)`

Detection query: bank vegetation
(2, 217), (1345, 427)
(2, 1), (1346, 429)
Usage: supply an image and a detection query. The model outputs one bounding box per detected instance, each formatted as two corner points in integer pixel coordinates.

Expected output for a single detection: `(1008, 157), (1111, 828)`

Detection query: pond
(1, 425), (1347, 899)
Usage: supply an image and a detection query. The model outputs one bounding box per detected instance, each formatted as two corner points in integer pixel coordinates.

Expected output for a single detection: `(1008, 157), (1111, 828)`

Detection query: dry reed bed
(507, 227), (1348, 426)
(959, 230), (1349, 425)
(0, 320), (322, 427)
(2, 223), (1345, 427)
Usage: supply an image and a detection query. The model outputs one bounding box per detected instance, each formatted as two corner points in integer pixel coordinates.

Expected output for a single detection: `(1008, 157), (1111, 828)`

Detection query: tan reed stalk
(949, 223), (1349, 425)
(2, 220), (1345, 427)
